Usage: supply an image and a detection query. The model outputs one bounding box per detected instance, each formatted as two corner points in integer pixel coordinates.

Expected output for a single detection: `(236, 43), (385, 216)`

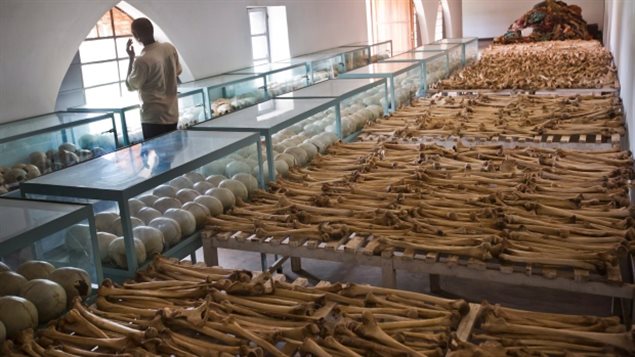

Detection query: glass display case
(286, 46), (369, 84)
(412, 43), (463, 73)
(342, 40), (393, 63)
(179, 74), (267, 120)
(277, 78), (388, 142)
(382, 50), (449, 93)
(316, 45), (370, 76)
(0, 197), (103, 284)
(339, 62), (422, 112)
(227, 62), (310, 98)
(191, 98), (338, 182)
(68, 88), (206, 146)
(0, 112), (118, 191)
(283, 54), (339, 84)
(177, 88), (209, 129)
(21, 130), (263, 280)
(433, 37), (478, 65)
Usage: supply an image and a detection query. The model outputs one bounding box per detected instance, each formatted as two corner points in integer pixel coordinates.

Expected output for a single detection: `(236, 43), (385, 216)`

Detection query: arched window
(79, 6), (136, 103)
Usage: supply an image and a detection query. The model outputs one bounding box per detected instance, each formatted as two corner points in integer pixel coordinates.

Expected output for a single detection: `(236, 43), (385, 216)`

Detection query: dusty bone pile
(3, 256), (467, 356)
(448, 302), (634, 356)
(359, 93), (624, 142)
(206, 140), (634, 276)
(434, 40), (618, 90)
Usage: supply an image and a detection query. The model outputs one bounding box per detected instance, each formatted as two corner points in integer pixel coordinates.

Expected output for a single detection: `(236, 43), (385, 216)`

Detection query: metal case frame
(0, 197), (103, 283)
(21, 130), (263, 280)
(190, 98), (338, 182)
(339, 62), (422, 112)
(68, 88), (207, 146)
(276, 78), (388, 142)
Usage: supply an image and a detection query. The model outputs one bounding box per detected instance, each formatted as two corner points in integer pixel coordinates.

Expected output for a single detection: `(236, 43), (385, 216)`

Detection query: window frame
(79, 6), (134, 101)
(247, 7), (272, 64)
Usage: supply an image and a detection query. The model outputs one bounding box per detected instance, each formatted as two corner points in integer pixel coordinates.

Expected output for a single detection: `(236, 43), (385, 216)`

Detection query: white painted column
(413, 0), (441, 45)
(442, 0), (462, 38)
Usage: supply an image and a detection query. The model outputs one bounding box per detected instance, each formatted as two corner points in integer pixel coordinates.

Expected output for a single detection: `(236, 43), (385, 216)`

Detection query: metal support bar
(268, 255), (289, 274)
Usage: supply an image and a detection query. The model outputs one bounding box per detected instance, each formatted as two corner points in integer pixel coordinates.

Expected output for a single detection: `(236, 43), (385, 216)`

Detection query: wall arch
(0, 0), (195, 122)
(0, 0), (367, 123)
(441, 0), (462, 38)
(0, 0), (117, 121)
(413, 0), (442, 45)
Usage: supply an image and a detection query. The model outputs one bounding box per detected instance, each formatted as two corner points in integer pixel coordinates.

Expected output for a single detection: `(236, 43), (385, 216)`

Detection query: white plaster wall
(604, 0), (634, 151)
(462, 0), (605, 39)
(0, 0), (367, 123)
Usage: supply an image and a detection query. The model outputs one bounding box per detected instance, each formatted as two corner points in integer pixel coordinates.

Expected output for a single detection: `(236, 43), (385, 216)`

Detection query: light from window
(248, 8), (271, 64)
(251, 35), (270, 60)
(80, 6), (134, 103)
(117, 59), (130, 80)
(79, 39), (117, 62)
(84, 83), (121, 104)
(249, 11), (267, 35)
(115, 37), (132, 58)
(82, 62), (119, 88)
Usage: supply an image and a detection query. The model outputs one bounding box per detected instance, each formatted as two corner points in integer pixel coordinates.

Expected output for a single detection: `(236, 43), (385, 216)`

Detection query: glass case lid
(227, 62), (305, 75)
(434, 37), (478, 44)
(193, 98), (335, 131)
(286, 50), (343, 63)
(0, 111), (113, 143)
(71, 95), (141, 111)
(311, 46), (366, 57)
(413, 43), (461, 51)
(278, 78), (384, 99)
(343, 62), (419, 75)
(284, 46), (368, 65)
(0, 198), (85, 242)
(385, 51), (446, 61)
(179, 73), (263, 90)
(177, 87), (205, 97)
(342, 40), (391, 47)
(22, 130), (258, 193)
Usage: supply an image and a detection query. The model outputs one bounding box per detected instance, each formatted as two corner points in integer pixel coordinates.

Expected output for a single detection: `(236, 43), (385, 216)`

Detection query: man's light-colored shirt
(126, 42), (182, 125)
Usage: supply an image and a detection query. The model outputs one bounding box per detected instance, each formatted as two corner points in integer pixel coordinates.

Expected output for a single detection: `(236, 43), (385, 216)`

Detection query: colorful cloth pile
(494, 0), (592, 44)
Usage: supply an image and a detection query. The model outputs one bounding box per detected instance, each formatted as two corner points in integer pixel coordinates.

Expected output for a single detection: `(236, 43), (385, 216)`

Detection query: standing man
(126, 18), (182, 140)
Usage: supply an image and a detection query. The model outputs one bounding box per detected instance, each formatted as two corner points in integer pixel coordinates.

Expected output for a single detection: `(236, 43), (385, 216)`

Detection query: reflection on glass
(256, 99), (295, 121)
(139, 134), (184, 176)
